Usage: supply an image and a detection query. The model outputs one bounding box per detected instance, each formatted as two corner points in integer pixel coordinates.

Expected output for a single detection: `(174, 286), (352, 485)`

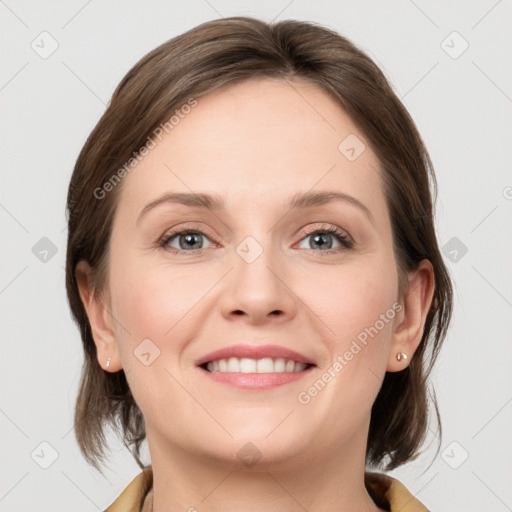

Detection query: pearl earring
(106, 357), (111, 368)
(396, 352), (408, 362)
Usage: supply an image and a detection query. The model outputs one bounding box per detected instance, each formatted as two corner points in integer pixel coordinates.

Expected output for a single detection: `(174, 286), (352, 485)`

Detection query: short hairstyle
(66, 16), (453, 473)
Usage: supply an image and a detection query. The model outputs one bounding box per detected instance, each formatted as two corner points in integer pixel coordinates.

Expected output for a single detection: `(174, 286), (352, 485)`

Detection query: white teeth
(257, 357), (274, 372)
(240, 358), (256, 373)
(274, 358), (285, 372)
(227, 357), (239, 372)
(205, 357), (309, 373)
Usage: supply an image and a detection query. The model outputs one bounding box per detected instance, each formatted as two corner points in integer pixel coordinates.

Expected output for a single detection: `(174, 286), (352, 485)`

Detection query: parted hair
(66, 16), (453, 473)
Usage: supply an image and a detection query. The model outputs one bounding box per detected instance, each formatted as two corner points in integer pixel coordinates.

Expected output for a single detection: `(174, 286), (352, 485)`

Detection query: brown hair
(66, 16), (453, 473)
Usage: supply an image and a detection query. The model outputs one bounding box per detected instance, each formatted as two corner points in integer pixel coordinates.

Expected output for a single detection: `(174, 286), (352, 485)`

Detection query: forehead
(116, 76), (385, 220)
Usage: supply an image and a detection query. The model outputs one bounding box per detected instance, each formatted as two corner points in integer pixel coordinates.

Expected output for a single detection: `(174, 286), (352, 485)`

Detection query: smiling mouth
(200, 357), (314, 373)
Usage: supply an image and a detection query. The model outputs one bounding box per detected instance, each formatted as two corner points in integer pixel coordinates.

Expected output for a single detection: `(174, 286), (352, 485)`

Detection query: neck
(146, 429), (384, 512)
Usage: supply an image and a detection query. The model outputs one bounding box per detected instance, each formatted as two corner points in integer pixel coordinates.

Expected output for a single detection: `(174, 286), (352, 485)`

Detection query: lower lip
(198, 366), (314, 390)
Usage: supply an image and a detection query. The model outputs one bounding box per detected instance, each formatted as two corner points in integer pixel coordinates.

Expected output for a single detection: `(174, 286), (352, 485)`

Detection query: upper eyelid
(301, 223), (351, 238)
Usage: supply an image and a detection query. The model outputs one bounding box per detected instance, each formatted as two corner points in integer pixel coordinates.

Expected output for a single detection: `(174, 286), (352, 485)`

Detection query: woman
(66, 16), (452, 511)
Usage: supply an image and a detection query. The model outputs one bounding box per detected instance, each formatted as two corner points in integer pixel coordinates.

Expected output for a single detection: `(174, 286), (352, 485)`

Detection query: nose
(219, 240), (298, 326)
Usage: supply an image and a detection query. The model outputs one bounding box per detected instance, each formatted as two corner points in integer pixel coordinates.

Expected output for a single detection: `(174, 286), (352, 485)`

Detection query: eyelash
(158, 224), (354, 255)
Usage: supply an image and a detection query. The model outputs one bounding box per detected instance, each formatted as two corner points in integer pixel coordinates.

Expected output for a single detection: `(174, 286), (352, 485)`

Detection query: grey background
(1, 1), (511, 510)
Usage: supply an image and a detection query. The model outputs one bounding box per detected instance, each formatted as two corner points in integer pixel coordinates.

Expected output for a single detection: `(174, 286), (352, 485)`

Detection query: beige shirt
(105, 467), (430, 511)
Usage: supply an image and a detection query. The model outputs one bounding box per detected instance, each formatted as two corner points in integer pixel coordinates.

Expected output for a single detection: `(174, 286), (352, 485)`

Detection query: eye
(158, 224), (353, 255)
(297, 225), (353, 253)
(160, 229), (214, 253)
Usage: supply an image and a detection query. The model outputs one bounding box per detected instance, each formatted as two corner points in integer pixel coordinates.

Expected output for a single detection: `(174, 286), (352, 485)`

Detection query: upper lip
(195, 344), (315, 367)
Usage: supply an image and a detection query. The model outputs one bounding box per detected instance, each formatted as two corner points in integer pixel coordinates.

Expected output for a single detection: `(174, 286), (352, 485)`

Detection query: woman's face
(101, 77), (405, 468)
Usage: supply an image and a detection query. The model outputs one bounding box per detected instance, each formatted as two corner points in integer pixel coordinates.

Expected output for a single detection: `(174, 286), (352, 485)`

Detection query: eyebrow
(137, 191), (374, 225)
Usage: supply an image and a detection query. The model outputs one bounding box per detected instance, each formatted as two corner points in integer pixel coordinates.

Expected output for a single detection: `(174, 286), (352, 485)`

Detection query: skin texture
(77, 76), (434, 511)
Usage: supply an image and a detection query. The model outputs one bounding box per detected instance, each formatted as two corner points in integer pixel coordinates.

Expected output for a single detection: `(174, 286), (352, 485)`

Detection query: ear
(75, 261), (122, 372)
(387, 259), (435, 372)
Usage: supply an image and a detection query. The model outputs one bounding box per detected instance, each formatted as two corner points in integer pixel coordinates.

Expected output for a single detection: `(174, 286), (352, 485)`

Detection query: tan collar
(105, 467), (429, 511)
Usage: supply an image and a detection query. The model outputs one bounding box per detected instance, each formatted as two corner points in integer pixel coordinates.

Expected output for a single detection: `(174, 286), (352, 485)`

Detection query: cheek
(110, 262), (208, 343)
(107, 257), (213, 414)
(295, 254), (399, 405)
(293, 258), (399, 442)
(299, 256), (398, 343)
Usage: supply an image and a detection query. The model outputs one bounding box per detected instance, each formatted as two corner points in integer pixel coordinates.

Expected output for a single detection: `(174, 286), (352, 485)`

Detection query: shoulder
(365, 471), (430, 511)
(104, 467), (153, 512)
